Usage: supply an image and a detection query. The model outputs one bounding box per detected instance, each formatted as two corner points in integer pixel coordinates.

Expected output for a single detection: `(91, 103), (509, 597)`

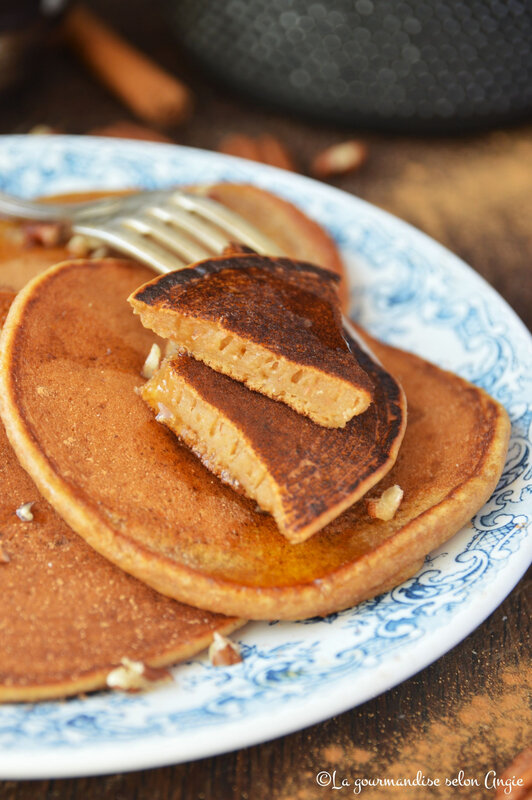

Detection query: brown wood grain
(0, 0), (530, 796)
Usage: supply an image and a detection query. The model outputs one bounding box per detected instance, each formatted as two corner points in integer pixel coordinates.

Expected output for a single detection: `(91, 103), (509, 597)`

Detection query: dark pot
(168, 0), (532, 132)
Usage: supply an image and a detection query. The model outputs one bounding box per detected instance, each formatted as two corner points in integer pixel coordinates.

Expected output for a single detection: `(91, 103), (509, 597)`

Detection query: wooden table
(0, 2), (530, 797)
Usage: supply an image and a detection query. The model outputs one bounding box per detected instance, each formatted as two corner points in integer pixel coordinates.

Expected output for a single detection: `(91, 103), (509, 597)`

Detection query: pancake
(130, 253), (373, 427)
(0, 290), (242, 703)
(139, 330), (403, 542)
(0, 259), (510, 620)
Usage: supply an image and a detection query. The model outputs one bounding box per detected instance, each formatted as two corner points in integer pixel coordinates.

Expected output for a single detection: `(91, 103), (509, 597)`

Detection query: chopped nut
(366, 484), (404, 521)
(0, 545), (10, 564)
(141, 343), (162, 379)
(208, 631), (243, 667)
(16, 502), (35, 522)
(218, 133), (297, 171)
(106, 657), (173, 693)
(23, 222), (64, 248)
(91, 246), (109, 258)
(28, 124), (60, 135)
(311, 140), (368, 179)
(67, 233), (104, 257)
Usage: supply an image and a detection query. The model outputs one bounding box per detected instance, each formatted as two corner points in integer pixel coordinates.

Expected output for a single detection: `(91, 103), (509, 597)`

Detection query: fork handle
(0, 191), (96, 222)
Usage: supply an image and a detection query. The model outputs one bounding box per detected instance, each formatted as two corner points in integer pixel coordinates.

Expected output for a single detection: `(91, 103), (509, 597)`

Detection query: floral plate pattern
(0, 136), (530, 779)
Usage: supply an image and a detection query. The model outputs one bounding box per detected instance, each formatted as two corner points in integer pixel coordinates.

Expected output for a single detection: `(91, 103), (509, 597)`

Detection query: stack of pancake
(0, 185), (510, 702)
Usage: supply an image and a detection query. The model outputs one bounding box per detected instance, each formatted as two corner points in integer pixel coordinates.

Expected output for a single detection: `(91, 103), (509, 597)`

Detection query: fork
(0, 186), (383, 366)
(0, 187), (285, 272)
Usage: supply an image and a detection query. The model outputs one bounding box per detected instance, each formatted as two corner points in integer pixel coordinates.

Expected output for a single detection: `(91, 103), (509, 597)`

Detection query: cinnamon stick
(64, 5), (193, 128)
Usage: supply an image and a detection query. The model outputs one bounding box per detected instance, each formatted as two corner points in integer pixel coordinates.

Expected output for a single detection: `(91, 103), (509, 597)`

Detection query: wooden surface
(0, 1), (530, 797)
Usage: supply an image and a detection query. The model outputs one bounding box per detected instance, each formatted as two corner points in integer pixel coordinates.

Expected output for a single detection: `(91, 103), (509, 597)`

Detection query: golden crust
(129, 254), (372, 427)
(0, 259), (510, 621)
(201, 183), (348, 310)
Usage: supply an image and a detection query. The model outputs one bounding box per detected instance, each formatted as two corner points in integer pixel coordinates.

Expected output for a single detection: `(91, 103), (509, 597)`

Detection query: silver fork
(0, 187), (385, 368)
(0, 187), (285, 272)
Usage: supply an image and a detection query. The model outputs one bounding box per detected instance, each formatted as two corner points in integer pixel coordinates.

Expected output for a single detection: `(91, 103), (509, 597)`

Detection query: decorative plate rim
(0, 135), (530, 780)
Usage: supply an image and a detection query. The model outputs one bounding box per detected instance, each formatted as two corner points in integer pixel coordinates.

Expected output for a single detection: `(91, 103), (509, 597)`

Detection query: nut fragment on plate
(218, 133), (297, 172)
(106, 657), (174, 693)
(28, 124), (61, 135)
(209, 632), (243, 667)
(311, 140), (368, 179)
(366, 484), (404, 521)
(67, 233), (108, 258)
(141, 343), (162, 379)
(0, 545), (10, 564)
(15, 501), (35, 522)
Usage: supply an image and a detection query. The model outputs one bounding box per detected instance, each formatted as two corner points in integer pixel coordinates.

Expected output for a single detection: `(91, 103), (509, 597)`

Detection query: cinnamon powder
(279, 661), (531, 800)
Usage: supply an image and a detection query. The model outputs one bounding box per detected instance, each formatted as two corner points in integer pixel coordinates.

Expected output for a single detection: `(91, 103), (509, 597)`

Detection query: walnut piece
(16, 502), (35, 522)
(208, 632), (243, 667)
(366, 484), (404, 521)
(141, 343), (162, 379)
(67, 233), (108, 258)
(311, 140), (368, 179)
(106, 657), (173, 693)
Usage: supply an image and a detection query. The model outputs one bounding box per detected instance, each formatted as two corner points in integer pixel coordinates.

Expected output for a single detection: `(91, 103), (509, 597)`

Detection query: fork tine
(75, 222), (187, 274)
(123, 213), (211, 263)
(152, 202), (231, 253)
(170, 193), (286, 256)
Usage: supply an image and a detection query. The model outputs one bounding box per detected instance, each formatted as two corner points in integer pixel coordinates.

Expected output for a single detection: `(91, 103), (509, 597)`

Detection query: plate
(0, 135), (530, 780)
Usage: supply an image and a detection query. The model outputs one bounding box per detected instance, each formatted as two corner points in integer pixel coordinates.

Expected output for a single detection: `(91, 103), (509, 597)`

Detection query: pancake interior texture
(129, 254), (373, 428)
(0, 260), (510, 620)
(0, 290), (243, 703)
(139, 331), (404, 543)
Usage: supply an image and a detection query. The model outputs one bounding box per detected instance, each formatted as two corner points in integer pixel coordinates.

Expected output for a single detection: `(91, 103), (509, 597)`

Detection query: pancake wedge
(0, 289), (242, 703)
(0, 260), (510, 621)
(140, 333), (402, 542)
(130, 254), (373, 427)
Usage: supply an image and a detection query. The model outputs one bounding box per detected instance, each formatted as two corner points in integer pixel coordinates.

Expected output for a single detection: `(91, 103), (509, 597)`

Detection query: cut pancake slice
(130, 254), (373, 427)
(140, 331), (403, 542)
(0, 289), (242, 703)
(0, 260), (510, 621)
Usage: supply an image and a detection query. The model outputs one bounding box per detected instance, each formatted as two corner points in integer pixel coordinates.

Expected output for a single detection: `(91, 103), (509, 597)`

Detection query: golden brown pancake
(130, 253), (373, 427)
(140, 330), (403, 542)
(0, 290), (242, 703)
(0, 260), (510, 620)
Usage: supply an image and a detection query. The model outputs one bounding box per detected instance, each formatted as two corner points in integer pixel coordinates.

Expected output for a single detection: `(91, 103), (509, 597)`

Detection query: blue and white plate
(0, 136), (530, 780)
